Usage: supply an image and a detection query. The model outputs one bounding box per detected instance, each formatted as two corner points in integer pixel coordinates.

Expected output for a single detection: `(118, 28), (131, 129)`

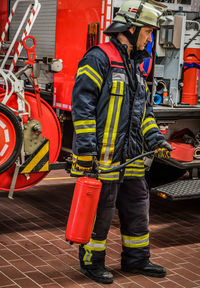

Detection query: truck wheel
(0, 104), (23, 174)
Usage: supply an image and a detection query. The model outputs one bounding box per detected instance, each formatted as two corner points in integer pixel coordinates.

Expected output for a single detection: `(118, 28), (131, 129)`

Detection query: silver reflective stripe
(77, 65), (103, 91)
(123, 237), (149, 246)
(141, 118), (158, 136)
(112, 72), (128, 84)
(99, 162), (120, 169)
(136, 73), (145, 86)
(98, 172), (119, 181)
(85, 242), (106, 249)
(104, 96), (120, 162)
(83, 250), (92, 265)
(74, 124), (96, 131)
(126, 160), (144, 167)
(122, 233), (149, 248)
(124, 169), (145, 177)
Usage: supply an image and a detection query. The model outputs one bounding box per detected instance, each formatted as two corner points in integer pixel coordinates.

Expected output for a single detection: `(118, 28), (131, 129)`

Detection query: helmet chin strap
(122, 26), (141, 50)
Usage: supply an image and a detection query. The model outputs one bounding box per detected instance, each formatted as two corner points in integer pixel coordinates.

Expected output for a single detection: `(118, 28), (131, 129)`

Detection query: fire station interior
(0, 0), (200, 287)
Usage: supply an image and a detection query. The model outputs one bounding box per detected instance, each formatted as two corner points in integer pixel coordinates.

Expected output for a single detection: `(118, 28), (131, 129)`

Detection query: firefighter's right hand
(76, 155), (93, 171)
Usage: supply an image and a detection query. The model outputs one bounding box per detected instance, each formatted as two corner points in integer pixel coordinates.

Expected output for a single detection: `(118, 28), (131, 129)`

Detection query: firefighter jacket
(71, 37), (165, 182)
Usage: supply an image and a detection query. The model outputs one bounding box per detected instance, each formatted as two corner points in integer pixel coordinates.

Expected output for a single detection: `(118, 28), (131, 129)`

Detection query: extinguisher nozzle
(66, 239), (74, 245)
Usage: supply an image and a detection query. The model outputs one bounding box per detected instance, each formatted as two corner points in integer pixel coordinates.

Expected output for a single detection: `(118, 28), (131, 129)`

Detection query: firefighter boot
(122, 261), (166, 278)
(81, 267), (113, 284)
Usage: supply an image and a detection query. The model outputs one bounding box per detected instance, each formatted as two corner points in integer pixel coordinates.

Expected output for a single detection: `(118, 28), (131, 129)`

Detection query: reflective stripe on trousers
(79, 179), (150, 269)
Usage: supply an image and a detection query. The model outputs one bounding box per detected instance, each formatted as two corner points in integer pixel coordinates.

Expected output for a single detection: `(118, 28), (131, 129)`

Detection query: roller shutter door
(9, 0), (57, 58)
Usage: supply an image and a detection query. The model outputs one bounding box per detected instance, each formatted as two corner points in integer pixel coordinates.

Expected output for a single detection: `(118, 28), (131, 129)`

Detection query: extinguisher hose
(98, 150), (155, 174)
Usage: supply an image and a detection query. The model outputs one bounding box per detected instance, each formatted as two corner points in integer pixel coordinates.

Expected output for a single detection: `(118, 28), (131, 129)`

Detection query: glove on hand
(76, 155), (93, 171)
(155, 141), (173, 159)
(158, 140), (173, 151)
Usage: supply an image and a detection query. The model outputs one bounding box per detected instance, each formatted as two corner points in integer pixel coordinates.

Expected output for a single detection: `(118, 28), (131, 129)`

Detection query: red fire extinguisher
(182, 48), (200, 105)
(65, 176), (102, 244)
(65, 151), (155, 245)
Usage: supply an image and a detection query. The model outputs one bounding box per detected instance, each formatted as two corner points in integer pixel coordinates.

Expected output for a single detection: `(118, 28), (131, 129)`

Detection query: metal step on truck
(0, 0), (200, 201)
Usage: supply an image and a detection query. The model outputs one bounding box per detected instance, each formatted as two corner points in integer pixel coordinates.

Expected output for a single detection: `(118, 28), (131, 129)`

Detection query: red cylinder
(66, 176), (102, 244)
(182, 48), (200, 105)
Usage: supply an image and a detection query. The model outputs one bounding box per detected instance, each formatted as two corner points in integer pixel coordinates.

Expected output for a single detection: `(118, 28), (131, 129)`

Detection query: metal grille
(151, 179), (200, 200)
(9, 0), (57, 58)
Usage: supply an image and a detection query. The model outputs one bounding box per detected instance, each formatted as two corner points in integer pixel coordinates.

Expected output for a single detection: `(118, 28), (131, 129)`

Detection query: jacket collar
(111, 36), (151, 65)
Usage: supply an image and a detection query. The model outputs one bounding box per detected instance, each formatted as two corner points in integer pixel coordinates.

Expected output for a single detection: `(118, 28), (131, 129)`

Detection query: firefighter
(71, 0), (172, 284)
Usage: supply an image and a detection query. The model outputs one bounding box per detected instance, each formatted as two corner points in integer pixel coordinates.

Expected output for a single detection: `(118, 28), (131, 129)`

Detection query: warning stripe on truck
(20, 139), (49, 174)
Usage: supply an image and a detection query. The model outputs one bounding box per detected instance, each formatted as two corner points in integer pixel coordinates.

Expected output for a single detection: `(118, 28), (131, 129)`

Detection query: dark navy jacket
(71, 37), (164, 182)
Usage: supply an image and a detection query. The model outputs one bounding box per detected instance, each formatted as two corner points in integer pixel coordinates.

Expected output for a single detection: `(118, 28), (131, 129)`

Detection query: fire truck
(0, 0), (200, 200)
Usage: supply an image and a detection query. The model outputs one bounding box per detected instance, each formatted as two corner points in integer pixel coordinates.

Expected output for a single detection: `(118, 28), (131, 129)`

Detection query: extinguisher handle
(98, 150), (155, 174)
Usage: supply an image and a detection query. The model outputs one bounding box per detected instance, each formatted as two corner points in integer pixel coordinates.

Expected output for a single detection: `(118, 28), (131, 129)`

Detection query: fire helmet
(104, 0), (166, 35)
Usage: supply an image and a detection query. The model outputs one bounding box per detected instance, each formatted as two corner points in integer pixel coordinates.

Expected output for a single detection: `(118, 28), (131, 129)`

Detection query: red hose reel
(0, 91), (62, 191)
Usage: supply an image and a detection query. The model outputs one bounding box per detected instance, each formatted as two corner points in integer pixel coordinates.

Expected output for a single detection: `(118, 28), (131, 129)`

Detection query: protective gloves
(155, 140), (173, 159)
(76, 155), (93, 171)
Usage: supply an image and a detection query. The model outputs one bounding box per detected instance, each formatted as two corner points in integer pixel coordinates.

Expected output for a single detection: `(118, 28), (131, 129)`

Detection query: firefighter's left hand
(155, 141), (173, 159)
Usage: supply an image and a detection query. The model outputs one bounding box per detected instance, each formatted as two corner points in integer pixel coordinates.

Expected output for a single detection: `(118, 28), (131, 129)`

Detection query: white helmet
(104, 0), (166, 35)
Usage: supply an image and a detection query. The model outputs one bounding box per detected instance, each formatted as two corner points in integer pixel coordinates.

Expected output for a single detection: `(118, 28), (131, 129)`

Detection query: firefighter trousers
(79, 178), (150, 270)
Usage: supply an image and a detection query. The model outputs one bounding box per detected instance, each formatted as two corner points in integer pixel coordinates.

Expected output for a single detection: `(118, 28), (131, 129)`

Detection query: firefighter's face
(136, 26), (153, 50)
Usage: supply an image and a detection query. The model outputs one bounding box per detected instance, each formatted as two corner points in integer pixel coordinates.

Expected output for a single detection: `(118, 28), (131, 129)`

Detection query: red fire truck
(0, 0), (200, 200)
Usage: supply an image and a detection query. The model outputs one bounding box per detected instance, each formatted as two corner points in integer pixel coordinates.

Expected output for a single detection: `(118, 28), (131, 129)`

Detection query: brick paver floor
(0, 170), (200, 288)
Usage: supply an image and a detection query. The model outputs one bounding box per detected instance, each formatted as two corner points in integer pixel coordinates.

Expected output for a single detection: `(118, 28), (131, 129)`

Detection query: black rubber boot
(81, 267), (113, 284)
(122, 261), (166, 278)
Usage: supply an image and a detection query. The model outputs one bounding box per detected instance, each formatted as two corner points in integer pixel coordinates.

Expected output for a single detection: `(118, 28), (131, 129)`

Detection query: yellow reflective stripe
(124, 169), (145, 177)
(126, 159), (144, 167)
(125, 168), (145, 172)
(126, 164), (144, 168)
(111, 80), (124, 96)
(78, 70), (101, 90)
(122, 233), (149, 248)
(74, 120), (96, 126)
(142, 101), (147, 123)
(83, 238), (106, 265)
(83, 250), (92, 265)
(111, 80), (117, 94)
(98, 172), (119, 181)
(145, 81), (149, 92)
(109, 96), (123, 159)
(100, 81), (124, 164)
(141, 117), (155, 128)
(123, 234), (149, 241)
(101, 95), (115, 158)
(76, 128), (96, 134)
(74, 120), (96, 134)
(39, 161), (49, 172)
(77, 65), (103, 91)
(78, 155), (93, 161)
(141, 117), (158, 136)
(71, 170), (84, 176)
(124, 173), (144, 177)
(120, 81), (124, 95)
(72, 154), (78, 160)
(70, 161), (84, 176)
(21, 142), (49, 174)
(142, 124), (158, 136)
(88, 239), (106, 244)
(84, 239), (106, 252)
(99, 163), (120, 170)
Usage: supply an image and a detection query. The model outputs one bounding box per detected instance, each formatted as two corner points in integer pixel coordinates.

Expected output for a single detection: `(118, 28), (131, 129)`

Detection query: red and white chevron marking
(0, 119), (10, 157)
(10, 8), (36, 71)
(0, 9), (14, 47)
